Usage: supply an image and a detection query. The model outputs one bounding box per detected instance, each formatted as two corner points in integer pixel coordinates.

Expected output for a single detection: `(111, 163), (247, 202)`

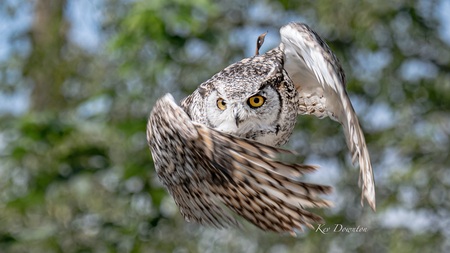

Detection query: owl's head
(200, 66), (284, 138)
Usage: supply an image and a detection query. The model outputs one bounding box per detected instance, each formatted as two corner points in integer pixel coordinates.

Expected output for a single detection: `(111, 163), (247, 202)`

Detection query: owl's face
(204, 83), (282, 138)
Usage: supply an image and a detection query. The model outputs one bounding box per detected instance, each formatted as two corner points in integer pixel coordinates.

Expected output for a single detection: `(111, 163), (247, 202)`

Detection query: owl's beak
(233, 107), (241, 127)
(234, 113), (241, 127)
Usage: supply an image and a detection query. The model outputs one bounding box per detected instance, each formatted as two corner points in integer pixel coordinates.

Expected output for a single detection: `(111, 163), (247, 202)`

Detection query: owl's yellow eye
(217, 98), (227, 110)
(247, 95), (265, 108)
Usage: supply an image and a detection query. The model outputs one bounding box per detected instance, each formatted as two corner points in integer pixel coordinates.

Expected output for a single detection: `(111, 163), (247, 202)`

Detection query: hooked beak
(233, 107), (241, 127)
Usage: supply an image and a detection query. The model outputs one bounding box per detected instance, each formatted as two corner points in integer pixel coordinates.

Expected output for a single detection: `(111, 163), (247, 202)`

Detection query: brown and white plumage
(147, 22), (375, 234)
(148, 94), (332, 233)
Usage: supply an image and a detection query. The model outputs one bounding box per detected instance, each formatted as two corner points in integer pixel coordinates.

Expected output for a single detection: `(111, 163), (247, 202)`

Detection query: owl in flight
(147, 22), (375, 234)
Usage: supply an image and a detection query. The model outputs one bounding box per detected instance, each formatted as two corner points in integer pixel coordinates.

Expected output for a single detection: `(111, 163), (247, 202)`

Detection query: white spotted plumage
(147, 22), (375, 234)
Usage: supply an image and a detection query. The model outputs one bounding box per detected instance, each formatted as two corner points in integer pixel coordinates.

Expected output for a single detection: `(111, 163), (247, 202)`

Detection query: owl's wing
(279, 23), (376, 210)
(147, 94), (332, 234)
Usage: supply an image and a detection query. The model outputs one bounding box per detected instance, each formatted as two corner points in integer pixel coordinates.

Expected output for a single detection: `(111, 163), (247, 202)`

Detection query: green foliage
(1, 0), (449, 252)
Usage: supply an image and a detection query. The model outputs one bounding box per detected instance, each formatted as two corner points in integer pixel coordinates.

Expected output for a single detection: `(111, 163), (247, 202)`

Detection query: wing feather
(280, 23), (376, 210)
(147, 94), (331, 233)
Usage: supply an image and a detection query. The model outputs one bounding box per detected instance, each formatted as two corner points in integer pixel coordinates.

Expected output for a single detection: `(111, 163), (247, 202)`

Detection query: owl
(147, 22), (375, 234)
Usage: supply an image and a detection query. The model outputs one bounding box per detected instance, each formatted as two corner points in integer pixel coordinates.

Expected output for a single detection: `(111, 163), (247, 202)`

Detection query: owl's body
(147, 23), (376, 234)
(181, 48), (297, 146)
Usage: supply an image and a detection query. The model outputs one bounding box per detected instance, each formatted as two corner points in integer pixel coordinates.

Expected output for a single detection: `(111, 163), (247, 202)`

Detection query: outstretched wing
(279, 23), (376, 210)
(147, 94), (332, 234)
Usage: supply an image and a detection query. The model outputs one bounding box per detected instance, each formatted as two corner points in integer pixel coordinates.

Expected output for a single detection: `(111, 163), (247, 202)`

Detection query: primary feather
(280, 23), (375, 210)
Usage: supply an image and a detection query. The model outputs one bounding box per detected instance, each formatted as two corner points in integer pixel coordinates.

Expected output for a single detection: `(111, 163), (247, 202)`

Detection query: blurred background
(1, 0), (449, 252)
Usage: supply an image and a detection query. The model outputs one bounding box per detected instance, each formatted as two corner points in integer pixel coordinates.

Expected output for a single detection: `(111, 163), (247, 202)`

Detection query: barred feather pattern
(147, 94), (332, 233)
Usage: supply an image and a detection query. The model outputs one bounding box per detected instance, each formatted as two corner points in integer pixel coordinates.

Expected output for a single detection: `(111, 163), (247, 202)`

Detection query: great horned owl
(147, 22), (375, 234)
